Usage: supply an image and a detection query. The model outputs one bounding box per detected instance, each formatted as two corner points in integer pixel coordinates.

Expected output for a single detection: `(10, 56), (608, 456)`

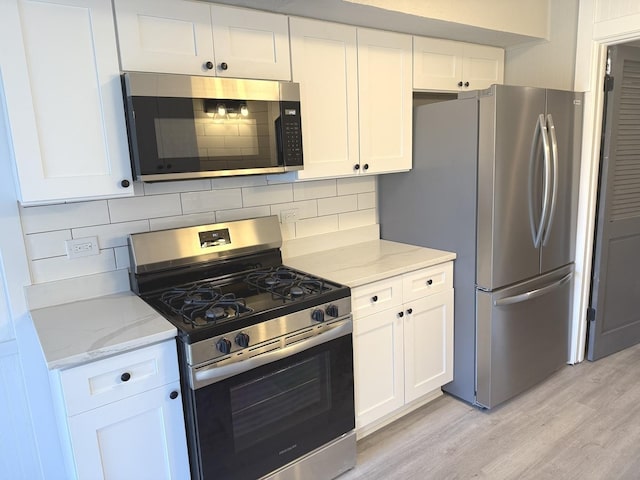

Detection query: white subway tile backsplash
(72, 220), (150, 249)
(143, 179), (212, 195)
(317, 195), (358, 216)
(20, 201), (110, 234)
(108, 194), (182, 223)
(279, 222), (295, 241)
(211, 176), (267, 189)
(243, 184), (293, 207)
(338, 208), (377, 230)
(216, 206), (271, 223)
(296, 215), (339, 238)
(25, 230), (71, 260)
(357, 192), (376, 210)
(149, 213), (216, 231)
(114, 246), (130, 270)
(181, 189), (242, 214)
(293, 180), (337, 201)
(270, 200), (317, 220)
(30, 250), (116, 283)
(337, 176), (376, 195)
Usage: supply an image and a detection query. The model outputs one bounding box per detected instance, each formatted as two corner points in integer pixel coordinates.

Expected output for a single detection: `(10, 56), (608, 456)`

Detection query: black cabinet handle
(120, 179), (130, 188)
(407, 308), (413, 314)
(354, 164), (360, 170)
(219, 62), (228, 71)
(371, 295), (378, 302)
(205, 61), (214, 70)
(169, 390), (179, 400)
(398, 311), (404, 318)
(363, 164), (369, 171)
(458, 81), (463, 87)
(426, 279), (433, 285)
(464, 81), (470, 87)
(120, 372), (131, 382)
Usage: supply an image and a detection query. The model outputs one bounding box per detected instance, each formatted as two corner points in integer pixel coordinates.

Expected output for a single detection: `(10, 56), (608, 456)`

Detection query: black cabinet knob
(363, 164), (369, 171)
(464, 81), (470, 87)
(426, 279), (433, 285)
(407, 308), (413, 314)
(120, 372), (131, 382)
(235, 332), (250, 348)
(120, 179), (130, 188)
(219, 62), (228, 71)
(205, 61), (214, 70)
(371, 295), (378, 302)
(354, 164), (360, 170)
(398, 311), (404, 318)
(169, 390), (179, 400)
(458, 81), (463, 87)
(217, 338), (232, 355)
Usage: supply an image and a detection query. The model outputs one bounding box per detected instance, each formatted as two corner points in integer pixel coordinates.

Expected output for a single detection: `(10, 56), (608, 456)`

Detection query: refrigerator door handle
(542, 114), (559, 246)
(528, 114), (551, 248)
(494, 272), (572, 306)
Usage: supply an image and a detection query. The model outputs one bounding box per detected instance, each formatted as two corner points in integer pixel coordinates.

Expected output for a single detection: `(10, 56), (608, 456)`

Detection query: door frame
(570, 0), (640, 363)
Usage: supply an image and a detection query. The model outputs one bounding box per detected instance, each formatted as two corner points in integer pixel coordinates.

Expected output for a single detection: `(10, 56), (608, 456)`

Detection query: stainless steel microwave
(121, 72), (303, 182)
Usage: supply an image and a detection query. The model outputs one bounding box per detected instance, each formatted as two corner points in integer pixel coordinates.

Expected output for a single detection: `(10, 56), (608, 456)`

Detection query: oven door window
(130, 97), (281, 175)
(191, 334), (354, 480)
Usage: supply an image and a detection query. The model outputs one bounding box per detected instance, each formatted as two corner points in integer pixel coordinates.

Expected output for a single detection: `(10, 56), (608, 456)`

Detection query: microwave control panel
(279, 101), (303, 167)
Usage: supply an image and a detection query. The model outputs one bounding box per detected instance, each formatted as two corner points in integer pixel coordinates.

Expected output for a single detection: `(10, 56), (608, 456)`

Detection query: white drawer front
(60, 340), (179, 416)
(402, 262), (453, 303)
(352, 277), (403, 319)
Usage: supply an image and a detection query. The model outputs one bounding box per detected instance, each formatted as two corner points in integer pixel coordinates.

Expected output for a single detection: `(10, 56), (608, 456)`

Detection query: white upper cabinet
(113, 0), (291, 80)
(0, 0), (133, 205)
(413, 37), (504, 91)
(290, 18), (359, 179)
(357, 28), (413, 174)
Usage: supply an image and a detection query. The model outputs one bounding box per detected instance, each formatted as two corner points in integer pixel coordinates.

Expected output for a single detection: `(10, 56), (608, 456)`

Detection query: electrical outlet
(66, 236), (100, 259)
(280, 208), (298, 224)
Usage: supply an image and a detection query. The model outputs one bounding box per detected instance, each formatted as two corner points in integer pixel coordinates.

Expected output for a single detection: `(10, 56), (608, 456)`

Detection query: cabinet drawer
(352, 277), (403, 319)
(59, 340), (179, 416)
(402, 262), (453, 303)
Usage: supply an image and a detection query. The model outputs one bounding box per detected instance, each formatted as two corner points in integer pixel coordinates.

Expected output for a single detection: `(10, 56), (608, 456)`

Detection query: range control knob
(216, 338), (232, 355)
(311, 309), (325, 323)
(235, 332), (250, 348)
(325, 304), (339, 318)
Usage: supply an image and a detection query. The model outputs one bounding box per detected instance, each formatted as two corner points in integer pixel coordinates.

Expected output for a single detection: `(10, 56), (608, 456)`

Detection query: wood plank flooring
(340, 342), (640, 480)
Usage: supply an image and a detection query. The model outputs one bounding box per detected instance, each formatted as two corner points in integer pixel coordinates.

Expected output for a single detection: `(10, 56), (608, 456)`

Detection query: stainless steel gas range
(128, 216), (356, 480)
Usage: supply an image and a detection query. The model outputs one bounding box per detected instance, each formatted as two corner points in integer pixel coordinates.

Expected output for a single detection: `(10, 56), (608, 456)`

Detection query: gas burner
(159, 282), (253, 327)
(244, 267), (327, 301)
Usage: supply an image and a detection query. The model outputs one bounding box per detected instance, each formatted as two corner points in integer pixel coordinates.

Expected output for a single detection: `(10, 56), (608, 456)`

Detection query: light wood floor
(340, 342), (640, 480)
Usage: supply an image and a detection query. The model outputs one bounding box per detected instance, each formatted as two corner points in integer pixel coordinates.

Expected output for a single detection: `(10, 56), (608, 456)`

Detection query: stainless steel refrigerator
(379, 85), (583, 408)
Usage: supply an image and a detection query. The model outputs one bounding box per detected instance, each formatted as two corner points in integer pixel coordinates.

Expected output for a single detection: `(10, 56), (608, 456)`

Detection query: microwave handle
(191, 317), (352, 389)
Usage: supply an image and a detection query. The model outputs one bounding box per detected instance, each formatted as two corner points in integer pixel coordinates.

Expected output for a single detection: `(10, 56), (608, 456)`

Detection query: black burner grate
(244, 266), (327, 301)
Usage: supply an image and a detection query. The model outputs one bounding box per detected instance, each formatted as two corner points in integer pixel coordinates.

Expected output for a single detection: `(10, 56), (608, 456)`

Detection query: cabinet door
(113, 0), (216, 75)
(357, 28), (412, 174)
(413, 37), (463, 91)
(290, 18), (359, 179)
(1, 0), (133, 204)
(404, 289), (454, 403)
(351, 276), (403, 319)
(211, 5), (290, 80)
(353, 308), (404, 429)
(462, 44), (504, 90)
(68, 382), (189, 480)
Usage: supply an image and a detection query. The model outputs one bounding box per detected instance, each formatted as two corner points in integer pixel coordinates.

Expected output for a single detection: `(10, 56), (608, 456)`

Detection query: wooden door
(588, 45), (640, 360)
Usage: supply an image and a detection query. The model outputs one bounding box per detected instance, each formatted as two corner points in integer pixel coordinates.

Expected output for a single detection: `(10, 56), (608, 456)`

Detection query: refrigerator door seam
(493, 272), (572, 306)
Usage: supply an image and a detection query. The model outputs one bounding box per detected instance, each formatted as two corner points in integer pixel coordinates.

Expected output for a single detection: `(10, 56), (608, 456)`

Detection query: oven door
(186, 319), (354, 480)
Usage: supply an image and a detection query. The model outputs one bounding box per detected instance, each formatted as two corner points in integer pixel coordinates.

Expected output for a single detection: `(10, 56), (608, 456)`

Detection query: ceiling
(201, 0), (545, 48)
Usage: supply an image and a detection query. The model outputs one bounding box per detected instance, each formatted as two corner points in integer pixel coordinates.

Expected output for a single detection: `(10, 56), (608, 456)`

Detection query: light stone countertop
(284, 239), (456, 287)
(30, 291), (176, 370)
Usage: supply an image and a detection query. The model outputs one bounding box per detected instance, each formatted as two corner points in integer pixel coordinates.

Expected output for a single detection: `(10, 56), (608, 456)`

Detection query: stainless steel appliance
(122, 72), (303, 182)
(128, 216), (355, 480)
(379, 85), (583, 408)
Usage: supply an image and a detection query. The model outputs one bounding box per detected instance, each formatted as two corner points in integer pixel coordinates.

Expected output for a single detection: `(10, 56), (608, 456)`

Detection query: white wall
(504, 0), (579, 90)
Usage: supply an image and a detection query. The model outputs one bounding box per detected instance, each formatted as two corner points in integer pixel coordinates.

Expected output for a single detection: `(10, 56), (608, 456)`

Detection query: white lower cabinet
(353, 262), (454, 436)
(50, 340), (189, 479)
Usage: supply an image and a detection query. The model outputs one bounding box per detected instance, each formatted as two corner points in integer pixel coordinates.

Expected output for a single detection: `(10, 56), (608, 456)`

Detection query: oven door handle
(191, 318), (352, 389)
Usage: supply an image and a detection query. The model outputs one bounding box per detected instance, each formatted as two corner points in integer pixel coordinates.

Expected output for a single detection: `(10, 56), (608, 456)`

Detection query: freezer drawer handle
(494, 272), (572, 307)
